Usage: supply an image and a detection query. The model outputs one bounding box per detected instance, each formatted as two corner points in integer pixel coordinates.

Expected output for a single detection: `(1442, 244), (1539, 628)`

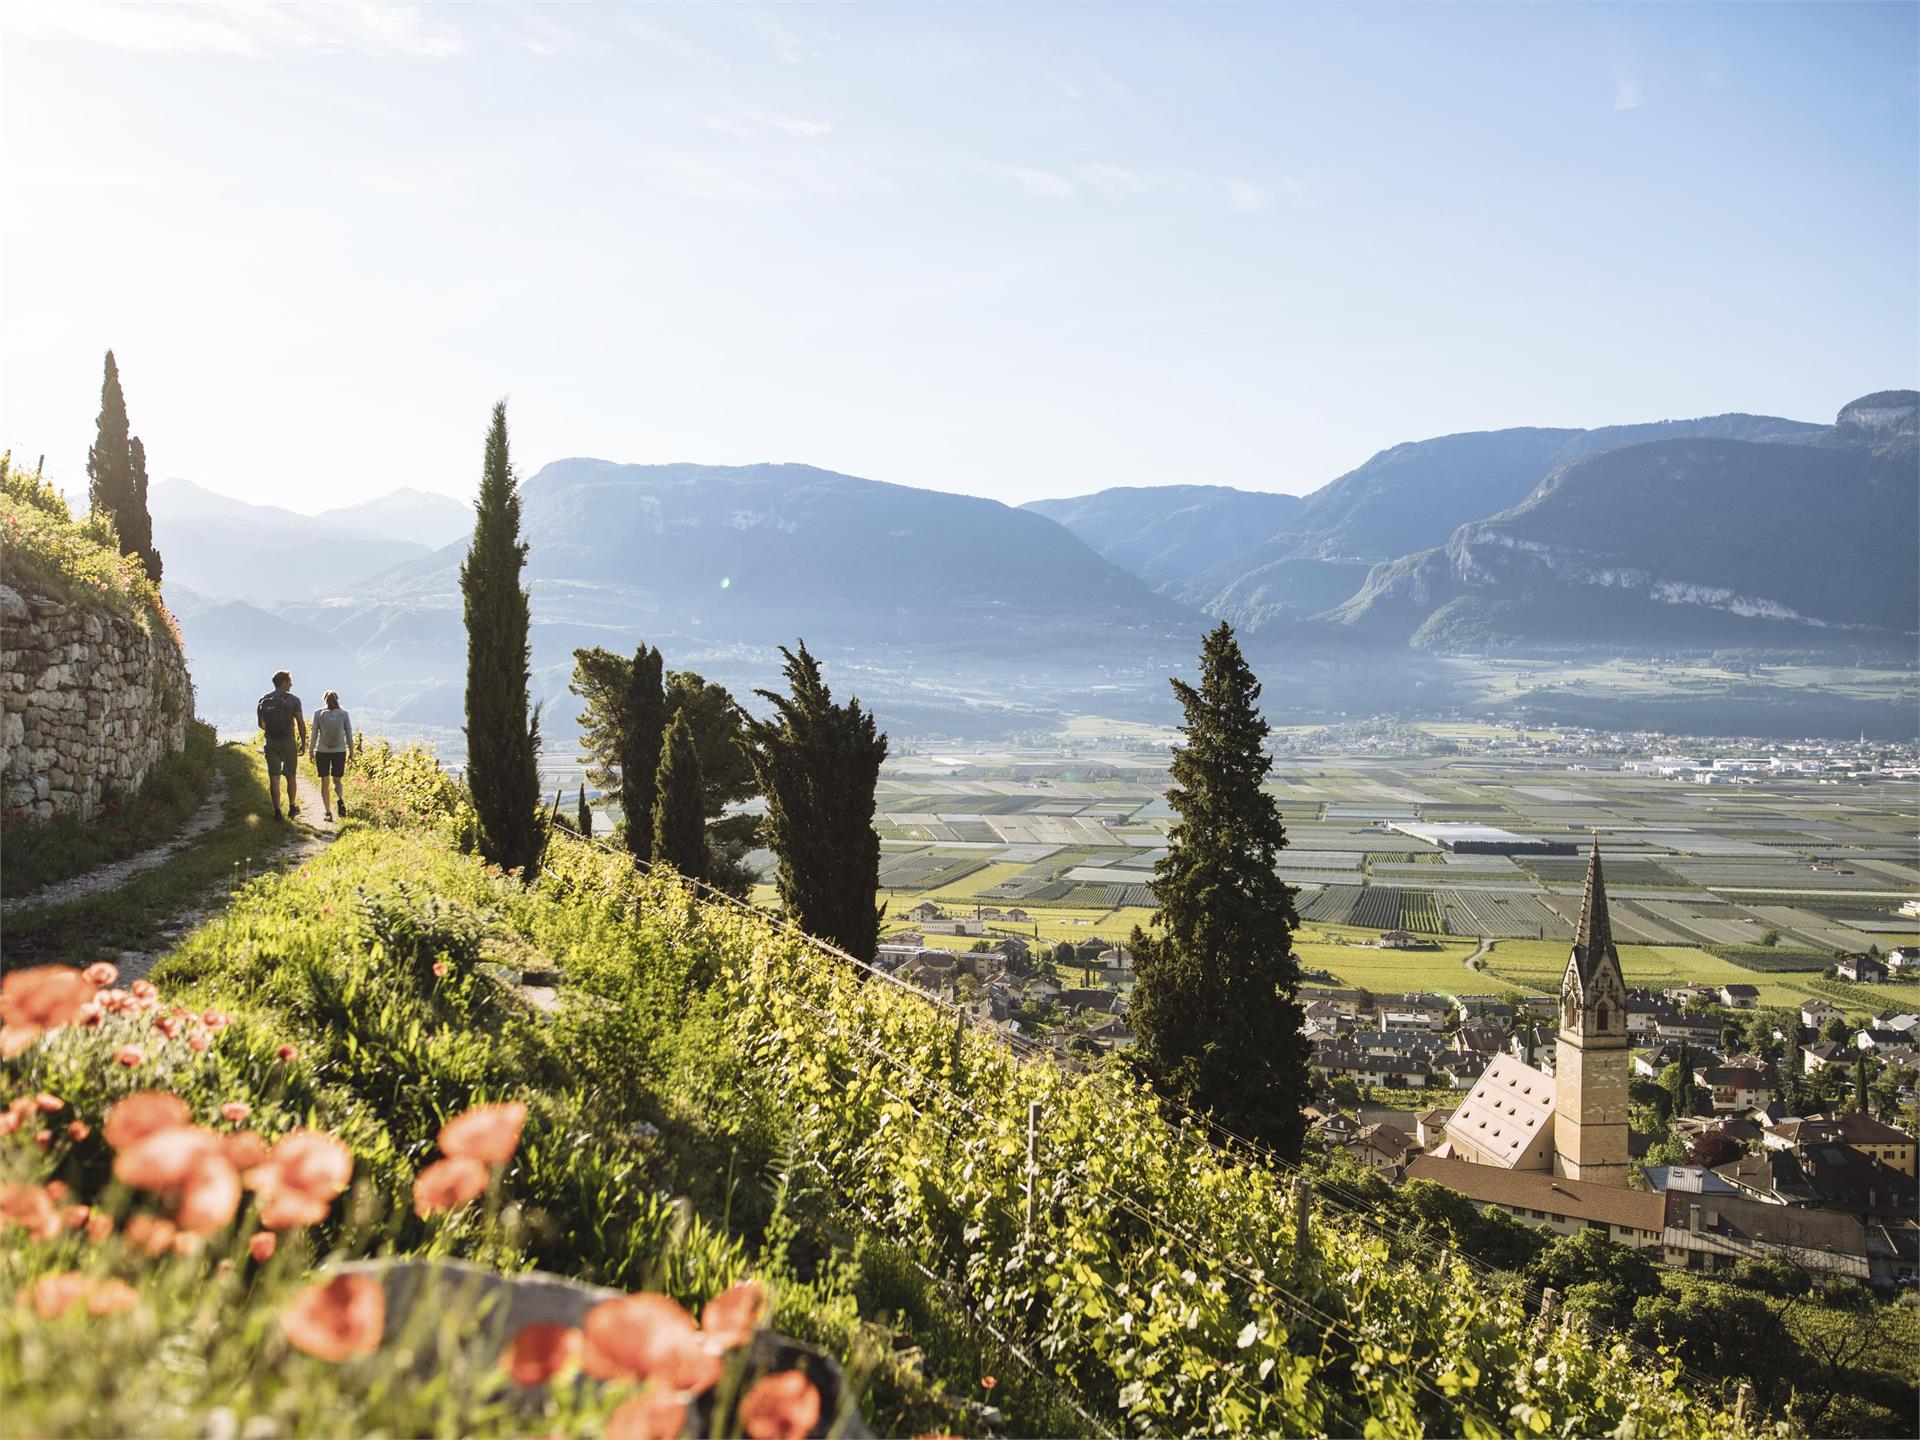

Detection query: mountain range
(156, 390), (1915, 744)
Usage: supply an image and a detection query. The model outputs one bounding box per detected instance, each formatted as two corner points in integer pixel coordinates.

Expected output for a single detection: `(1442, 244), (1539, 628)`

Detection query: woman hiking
(309, 690), (355, 822)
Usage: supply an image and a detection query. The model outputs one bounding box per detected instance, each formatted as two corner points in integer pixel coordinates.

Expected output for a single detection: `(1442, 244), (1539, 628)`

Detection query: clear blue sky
(2, 1), (1913, 513)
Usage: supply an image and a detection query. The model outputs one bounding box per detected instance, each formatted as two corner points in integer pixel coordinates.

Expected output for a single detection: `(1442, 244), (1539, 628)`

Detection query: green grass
(0, 742), (305, 971)
(0, 720), (217, 895)
(0, 457), (173, 638)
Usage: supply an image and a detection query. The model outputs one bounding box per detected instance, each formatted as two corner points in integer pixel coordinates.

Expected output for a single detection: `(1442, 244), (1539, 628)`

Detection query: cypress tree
(577, 784), (593, 838)
(622, 645), (665, 861)
(747, 642), (887, 962)
(86, 351), (133, 542)
(460, 401), (542, 877)
(652, 712), (708, 880)
(125, 435), (160, 581)
(1127, 621), (1311, 1158)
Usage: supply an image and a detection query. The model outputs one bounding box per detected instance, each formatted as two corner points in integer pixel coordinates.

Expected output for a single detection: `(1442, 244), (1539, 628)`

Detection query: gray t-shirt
(311, 708), (354, 753)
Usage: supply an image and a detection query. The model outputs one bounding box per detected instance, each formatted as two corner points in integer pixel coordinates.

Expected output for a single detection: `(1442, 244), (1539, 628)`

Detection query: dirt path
(1464, 938), (1494, 970)
(3, 770), (233, 918)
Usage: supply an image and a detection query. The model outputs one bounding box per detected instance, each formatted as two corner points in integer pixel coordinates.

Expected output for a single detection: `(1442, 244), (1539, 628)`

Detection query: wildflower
(583, 1293), (721, 1393)
(66, 1121), (89, 1142)
(223, 1130), (269, 1171)
(105, 1092), (191, 1149)
(249, 1129), (353, 1229)
(700, 1279), (768, 1350)
(1, 966), (94, 1056)
(124, 1214), (178, 1256)
(86, 1211), (114, 1242)
(249, 1231), (277, 1262)
(62, 1205), (90, 1230)
(980, 1376), (997, 1390)
(34, 1128), (52, 1149)
(113, 1126), (223, 1190)
(201, 1010), (230, 1030)
(412, 1156), (488, 1217)
(281, 1274), (385, 1362)
(189, 1031), (212, 1053)
(114, 1045), (146, 1068)
(84, 963), (119, 988)
(738, 1370), (822, 1440)
(34, 1093), (63, 1113)
(220, 1102), (251, 1124)
(276, 1044), (298, 1062)
(432, 961), (449, 977)
(606, 1386), (690, 1440)
(88, 1279), (139, 1316)
(24, 1272), (94, 1319)
(130, 980), (159, 1004)
(156, 1015), (182, 1040)
(504, 1322), (582, 1386)
(0, 1183), (61, 1240)
(437, 1101), (526, 1165)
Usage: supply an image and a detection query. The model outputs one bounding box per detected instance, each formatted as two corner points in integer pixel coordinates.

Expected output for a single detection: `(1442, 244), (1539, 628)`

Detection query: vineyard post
(1734, 1381), (1751, 1434)
(1292, 1177), (1312, 1277)
(1534, 1286), (1559, 1337)
(1022, 1100), (1042, 1243)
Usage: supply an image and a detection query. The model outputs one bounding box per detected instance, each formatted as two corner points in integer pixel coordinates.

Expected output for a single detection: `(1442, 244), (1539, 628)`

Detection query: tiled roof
(1442, 1054), (1554, 1168)
(1404, 1155), (1665, 1231)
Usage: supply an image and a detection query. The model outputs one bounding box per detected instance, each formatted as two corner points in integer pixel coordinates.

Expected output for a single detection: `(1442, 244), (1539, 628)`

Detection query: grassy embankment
(0, 742), (1746, 1438)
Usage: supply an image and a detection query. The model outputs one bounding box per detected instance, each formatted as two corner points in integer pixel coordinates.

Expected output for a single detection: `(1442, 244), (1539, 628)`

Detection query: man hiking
(256, 669), (308, 822)
(310, 690), (354, 822)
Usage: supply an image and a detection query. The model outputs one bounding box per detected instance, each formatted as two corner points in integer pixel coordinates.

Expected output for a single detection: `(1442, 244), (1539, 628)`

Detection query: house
(922, 917), (986, 937)
(1886, 947), (1919, 975)
(1854, 1029), (1907, 1052)
(1453, 1020), (1507, 1056)
(1838, 954), (1889, 983)
(1003, 908), (1031, 923)
(1803, 1042), (1848, 1073)
(1641, 1164), (1740, 1197)
(1442, 1054), (1557, 1169)
(1096, 946), (1134, 971)
(1310, 1045), (1431, 1089)
(1377, 930), (1436, 950)
(1453, 995), (1516, 1021)
(904, 902), (946, 922)
(1378, 994), (1449, 1032)
(1299, 988), (1366, 1020)
(1718, 984), (1760, 1010)
(1021, 976), (1062, 1003)
(1414, 1106), (1455, 1148)
(1057, 988), (1121, 1014)
(1626, 992), (1678, 1036)
(1697, 1064), (1776, 1114)
(1434, 1053), (1490, 1089)
(1661, 1192), (1873, 1281)
(1714, 1150), (1823, 1207)
(1349, 1122), (1421, 1176)
(1080, 1016), (1136, 1052)
(1302, 1000), (1349, 1038)
(1799, 999), (1842, 1030)
(1655, 1016), (1725, 1047)
(1766, 1113), (1918, 1178)
(1403, 1155), (1666, 1251)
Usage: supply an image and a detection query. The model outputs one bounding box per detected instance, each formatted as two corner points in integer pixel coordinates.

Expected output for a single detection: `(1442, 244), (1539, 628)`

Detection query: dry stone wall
(0, 582), (193, 821)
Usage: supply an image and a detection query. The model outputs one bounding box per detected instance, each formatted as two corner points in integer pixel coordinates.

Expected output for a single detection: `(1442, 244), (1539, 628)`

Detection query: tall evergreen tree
(577, 784), (593, 838)
(622, 645), (665, 861)
(1664, 1041), (1694, 1118)
(460, 401), (542, 877)
(1126, 621), (1311, 1158)
(746, 642), (887, 962)
(84, 352), (161, 581)
(652, 713), (709, 880)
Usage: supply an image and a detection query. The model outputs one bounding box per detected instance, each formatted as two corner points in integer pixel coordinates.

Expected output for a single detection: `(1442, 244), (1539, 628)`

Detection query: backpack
(257, 691), (298, 742)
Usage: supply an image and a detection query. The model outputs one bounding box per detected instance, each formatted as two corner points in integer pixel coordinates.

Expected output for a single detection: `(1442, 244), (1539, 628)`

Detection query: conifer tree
(747, 642), (887, 961)
(622, 645), (665, 861)
(125, 435), (160, 581)
(652, 712), (708, 880)
(84, 353), (161, 581)
(460, 401), (542, 877)
(1127, 621), (1311, 1158)
(577, 784), (593, 838)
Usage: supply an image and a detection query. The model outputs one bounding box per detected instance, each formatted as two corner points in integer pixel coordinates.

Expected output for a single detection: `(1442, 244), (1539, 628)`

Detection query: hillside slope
(1327, 394), (1918, 651)
(1023, 484), (1304, 590)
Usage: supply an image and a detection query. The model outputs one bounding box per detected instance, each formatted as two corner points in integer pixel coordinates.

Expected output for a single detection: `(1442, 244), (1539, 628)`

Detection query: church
(1437, 839), (1629, 1185)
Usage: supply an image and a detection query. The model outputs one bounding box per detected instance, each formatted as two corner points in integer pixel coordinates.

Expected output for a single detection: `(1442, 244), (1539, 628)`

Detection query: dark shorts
(264, 739), (299, 779)
(313, 750), (345, 779)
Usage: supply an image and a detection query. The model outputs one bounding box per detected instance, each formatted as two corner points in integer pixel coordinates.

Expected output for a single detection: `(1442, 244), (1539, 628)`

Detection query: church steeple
(1570, 835), (1616, 986)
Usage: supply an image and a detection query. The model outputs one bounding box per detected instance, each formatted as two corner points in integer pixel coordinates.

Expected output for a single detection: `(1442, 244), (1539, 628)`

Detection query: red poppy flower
(276, 1044), (298, 1062)
(105, 1092), (192, 1150)
(114, 1045), (146, 1068)
(188, 1031), (212, 1054)
(504, 1322), (582, 1386)
(738, 1370), (822, 1440)
(156, 1015), (182, 1040)
(201, 1010), (231, 1030)
(249, 1130), (353, 1230)
(249, 1231), (277, 1262)
(123, 1214), (177, 1256)
(173, 1154), (244, 1234)
(0, 1183), (61, 1241)
(607, 1386), (691, 1440)
(130, 980), (159, 1004)
(223, 1130), (269, 1171)
(82, 963), (119, 987)
(412, 1155), (488, 1217)
(701, 1279), (768, 1350)
(34, 1093), (63, 1113)
(62, 1204), (90, 1230)
(1, 967), (94, 1055)
(25, 1272), (94, 1318)
(85, 1211), (114, 1242)
(431, 961), (448, 977)
(220, 1102), (251, 1124)
(583, 1293), (721, 1392)
(980, 1376), (997, 1390)
(88, 1278), (139, 1316)
(66, 1121), (89, 1142)
(437, 1101), (526, 1165)
(113, 1125), (223, 1190)
(281, 1274), (385, 1362)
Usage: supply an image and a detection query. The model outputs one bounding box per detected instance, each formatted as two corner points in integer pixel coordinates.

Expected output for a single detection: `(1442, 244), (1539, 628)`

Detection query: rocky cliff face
(0, 584), (194, 820)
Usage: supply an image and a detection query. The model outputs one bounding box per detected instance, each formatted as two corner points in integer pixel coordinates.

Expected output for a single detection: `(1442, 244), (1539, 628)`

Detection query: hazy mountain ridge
(1326, 396), (1918, 650)
(1021, 485), (1304, 590)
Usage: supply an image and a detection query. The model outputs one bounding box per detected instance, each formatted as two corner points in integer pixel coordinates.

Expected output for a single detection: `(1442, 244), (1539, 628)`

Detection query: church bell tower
(1554, 838), (1630, 1185)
